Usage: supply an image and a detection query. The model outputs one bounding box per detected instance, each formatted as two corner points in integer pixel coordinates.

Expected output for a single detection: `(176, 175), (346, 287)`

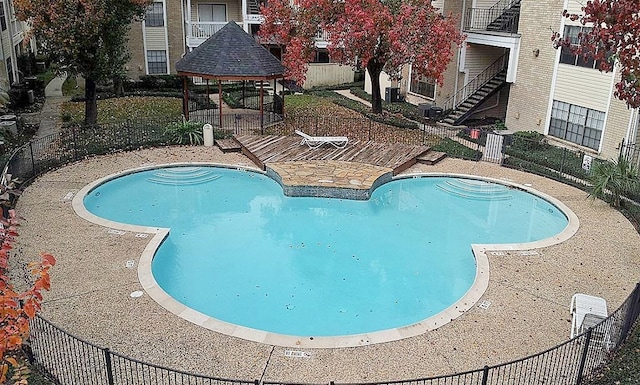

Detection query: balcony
(464, 0), (521, 34)
(187, 21), (238, 47)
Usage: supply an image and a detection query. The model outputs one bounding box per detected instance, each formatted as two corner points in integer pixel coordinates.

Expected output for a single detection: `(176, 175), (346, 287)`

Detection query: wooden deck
(234, 135), (432, 174)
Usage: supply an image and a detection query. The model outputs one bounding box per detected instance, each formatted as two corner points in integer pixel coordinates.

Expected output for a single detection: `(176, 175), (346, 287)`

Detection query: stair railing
(464, 0), (520, 32)
(437, 53), (508, 115)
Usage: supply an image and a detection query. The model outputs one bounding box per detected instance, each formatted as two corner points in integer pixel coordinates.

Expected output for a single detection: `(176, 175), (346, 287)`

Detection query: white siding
(432, 0), (444, 12)
(473, 0), (499, 8)
(554, 65), (611, 111)
(145, 28), (166, 50)
(463, 44), (505, 80)
(303, 64), (355, 89)
(565, 0), (583, 16)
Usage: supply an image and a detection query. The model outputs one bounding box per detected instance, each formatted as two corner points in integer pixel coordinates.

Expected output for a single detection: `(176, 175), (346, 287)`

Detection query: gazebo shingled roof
(175, 21), (286, 80)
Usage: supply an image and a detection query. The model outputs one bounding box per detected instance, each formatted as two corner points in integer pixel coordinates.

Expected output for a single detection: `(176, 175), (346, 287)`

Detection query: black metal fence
(27, 284), (640, 385)
(3, 115), (639, 384)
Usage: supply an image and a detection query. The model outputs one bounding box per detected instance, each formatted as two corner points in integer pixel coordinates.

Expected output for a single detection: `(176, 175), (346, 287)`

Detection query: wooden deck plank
(234, 135), (431, 173)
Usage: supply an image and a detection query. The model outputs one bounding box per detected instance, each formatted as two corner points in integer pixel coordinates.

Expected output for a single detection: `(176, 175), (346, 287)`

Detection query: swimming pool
(77, 164), (575, 346)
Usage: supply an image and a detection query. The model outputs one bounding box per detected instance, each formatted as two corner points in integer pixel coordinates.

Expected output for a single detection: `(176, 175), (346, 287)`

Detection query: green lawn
(61, 96), (182, 124)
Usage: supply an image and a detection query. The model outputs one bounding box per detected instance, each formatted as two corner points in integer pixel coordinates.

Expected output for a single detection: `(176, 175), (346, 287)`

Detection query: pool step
(147, 167), (222, 185)
(436, 179), (513, 200)
(417, 151), (447, 165)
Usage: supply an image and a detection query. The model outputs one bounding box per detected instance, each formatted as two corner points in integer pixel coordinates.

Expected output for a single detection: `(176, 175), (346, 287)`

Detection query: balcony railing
(437, 53), (508, 113)
(464, 0), (520, 33)
(190, 22), (229, 40)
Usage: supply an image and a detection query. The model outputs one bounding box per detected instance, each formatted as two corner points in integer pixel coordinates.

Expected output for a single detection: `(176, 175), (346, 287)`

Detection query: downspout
(218, 80), (223, 129)
(180, 0), (186, 55)
(186, 0), (192, 47)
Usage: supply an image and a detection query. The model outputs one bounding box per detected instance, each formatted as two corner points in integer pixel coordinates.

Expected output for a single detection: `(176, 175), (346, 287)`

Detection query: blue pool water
(84, 166), (568, 337)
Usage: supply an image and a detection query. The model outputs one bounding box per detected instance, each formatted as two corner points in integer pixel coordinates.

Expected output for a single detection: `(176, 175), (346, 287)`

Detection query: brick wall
(504, 0), (563, 133)
(166, 0), (185, 73)
(126, 20), (147, 78)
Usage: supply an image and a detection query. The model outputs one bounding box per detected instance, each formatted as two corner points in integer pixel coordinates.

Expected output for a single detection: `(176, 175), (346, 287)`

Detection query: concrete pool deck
(13, 145), (640, 383)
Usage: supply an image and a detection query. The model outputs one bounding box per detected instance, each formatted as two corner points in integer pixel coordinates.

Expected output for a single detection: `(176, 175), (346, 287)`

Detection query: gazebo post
(218, 80), (223, 130)
(259, 82), (264, 135)
(281, 76), (285, 116)
(182, 76), (189, 120)
(242, 80), (246, 109)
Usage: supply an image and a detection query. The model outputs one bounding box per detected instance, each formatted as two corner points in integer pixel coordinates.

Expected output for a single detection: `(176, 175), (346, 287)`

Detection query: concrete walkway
(333, 89), (372, 107)
(35, 74), (67, 140)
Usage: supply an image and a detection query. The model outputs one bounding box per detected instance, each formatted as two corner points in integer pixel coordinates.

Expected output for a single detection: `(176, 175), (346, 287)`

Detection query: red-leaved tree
(0, 206), (55, 384)
(552, 0), (640, 108)
(259, 0), (465, 114)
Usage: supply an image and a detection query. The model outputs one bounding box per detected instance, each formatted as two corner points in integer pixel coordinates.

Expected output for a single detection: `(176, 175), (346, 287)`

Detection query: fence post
(575, 328), (592, 385)
(28, 142), (35, 178)
(368, 119), (372, 141)
(103, 348), (115, 385)
(72, 125), (78, 161)
(619, 282), (640, 342)
(316, 115), (320, 136)
(559, 148), (567, 176)
(481, 365), (489, 385)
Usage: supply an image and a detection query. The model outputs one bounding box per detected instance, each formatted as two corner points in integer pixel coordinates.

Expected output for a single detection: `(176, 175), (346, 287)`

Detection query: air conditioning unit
(418, 103), (432, 117)
(385, 87), (400, 103)
(428, 106), (444, 119)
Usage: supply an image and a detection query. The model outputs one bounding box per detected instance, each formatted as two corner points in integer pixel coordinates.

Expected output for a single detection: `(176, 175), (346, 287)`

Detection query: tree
(259, 0), (465, 114)
(589, 154), (640, 208)
(552, 0), (640, 108)
(0, 207), (55, 384)
(14, 0), (152, 125)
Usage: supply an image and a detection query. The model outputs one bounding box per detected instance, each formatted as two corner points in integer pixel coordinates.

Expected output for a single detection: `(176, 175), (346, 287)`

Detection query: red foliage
(259, 0), (465, 112)
(0, 209), (55, 383)
(552, 0), (640, 108)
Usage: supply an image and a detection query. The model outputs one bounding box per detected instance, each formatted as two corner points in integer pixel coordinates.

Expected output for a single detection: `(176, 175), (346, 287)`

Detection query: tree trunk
(367, 59), (385, 114)
(84, 77), (98, 126)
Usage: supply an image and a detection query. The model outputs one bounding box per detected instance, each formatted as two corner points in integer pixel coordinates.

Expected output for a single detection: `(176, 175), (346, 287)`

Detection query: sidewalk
(333, 89), (372, 107)
(35, 74), (67, 140)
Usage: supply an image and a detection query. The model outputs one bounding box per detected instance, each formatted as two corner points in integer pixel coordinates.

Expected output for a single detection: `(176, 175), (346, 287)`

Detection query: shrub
(165, 119), (204, 145)
(589, 154), (640, 208)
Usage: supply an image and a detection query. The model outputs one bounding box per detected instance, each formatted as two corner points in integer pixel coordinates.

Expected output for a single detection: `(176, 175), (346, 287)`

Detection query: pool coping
(71, 163), (580, 349)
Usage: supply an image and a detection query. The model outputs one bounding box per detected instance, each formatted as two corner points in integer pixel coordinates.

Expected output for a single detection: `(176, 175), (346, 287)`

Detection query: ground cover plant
(61, 96), (182, 124)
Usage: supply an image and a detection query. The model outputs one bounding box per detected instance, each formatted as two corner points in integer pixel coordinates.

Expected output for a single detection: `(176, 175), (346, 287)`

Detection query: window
(197, 4), (227, 22)
(146, 50), (167, 74)
(313, 49), (330, 63)
(559, 26), (603, 69)
(0, 3), (6, 31)
(410, 73), (436, 99)
(549, 100), (604, 150)
(144, 2), (164, 27)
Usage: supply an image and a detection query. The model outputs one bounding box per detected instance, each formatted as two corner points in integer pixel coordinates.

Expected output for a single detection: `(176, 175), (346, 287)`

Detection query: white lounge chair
(570, 293), (608, 338)
(295, 130), (348, 149)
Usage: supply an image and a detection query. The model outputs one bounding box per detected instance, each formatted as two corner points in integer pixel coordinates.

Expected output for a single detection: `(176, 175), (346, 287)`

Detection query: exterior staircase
(438, 54), (508, 126)
(486, 0), (521, 32)
(247, 0), (261, 14)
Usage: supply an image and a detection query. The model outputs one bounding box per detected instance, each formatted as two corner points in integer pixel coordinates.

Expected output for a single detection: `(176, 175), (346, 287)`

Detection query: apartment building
(0, 0), (35, 91)
(367, 0), (638, 161)
(126, 0), (354, 89)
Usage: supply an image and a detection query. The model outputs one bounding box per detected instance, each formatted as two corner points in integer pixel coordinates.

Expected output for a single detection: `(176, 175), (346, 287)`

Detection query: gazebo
(175, 21), (287, 129)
